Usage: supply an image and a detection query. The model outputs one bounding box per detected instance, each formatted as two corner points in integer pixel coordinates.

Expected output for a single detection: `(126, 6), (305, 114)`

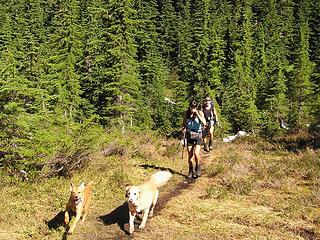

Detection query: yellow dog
(64, 181), (93, 234)
(125, 171), (172, 234)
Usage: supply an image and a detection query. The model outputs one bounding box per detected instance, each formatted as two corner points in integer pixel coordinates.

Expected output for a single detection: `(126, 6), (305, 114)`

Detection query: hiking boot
(187, 167), (195, 179)
(209, 140), (213, 150)
(203, 144), (209, 152)
(195, 164), (201, 177)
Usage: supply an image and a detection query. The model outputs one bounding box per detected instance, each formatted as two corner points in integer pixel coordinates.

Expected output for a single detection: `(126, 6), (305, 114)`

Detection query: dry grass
(0, 133), (319, 239)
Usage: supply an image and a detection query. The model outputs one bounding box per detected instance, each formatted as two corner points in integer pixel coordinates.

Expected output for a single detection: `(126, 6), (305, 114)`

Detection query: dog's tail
(149, 171), (172, 188)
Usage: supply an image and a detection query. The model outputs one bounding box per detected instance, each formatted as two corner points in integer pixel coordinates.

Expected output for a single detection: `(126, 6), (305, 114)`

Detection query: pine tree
(156, 0), (176, 65)
(309, 0), (320, 126)
(0, 48), (33, 167)
(258, 0), (289, 136)
(133, 0), (173, 133)
(189, 0), (210, 100)
(254, 16), (268, 110)
(93, 0), (141, 129)
(175, 0), (192, 101)
(42, 0), (83, 119)
(18, 0), (46, 112)
(0, 0), (45, 167)
(0, 1), (12, 53)
(207, 1), (227, 99)
(222, 0), (259, 132)
(77, 0), (104, 117)
(289, 0), (315, 129)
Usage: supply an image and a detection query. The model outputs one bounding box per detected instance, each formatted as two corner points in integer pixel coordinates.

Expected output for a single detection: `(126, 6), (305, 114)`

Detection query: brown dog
(64, 181), (93, 234)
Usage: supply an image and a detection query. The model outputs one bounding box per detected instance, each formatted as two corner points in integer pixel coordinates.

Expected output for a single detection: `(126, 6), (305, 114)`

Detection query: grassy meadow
(0, 132), (319, 239)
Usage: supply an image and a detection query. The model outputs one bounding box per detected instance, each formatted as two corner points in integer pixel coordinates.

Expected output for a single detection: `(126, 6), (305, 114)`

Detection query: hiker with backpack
(202, 95), (219, 152)
(181, 100), (206, 179)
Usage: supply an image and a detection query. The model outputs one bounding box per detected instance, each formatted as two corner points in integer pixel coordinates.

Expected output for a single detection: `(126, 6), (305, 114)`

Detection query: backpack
(186, 115), (202, 140)
(186, 116), (202, 132)
(203, 103), (216, 126)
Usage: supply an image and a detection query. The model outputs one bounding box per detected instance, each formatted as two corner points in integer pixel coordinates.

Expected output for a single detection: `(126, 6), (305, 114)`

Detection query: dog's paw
(138, 224), (145, 229)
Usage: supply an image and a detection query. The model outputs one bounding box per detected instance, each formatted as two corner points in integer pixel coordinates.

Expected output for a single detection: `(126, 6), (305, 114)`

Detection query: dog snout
(128, 199), (133, 203)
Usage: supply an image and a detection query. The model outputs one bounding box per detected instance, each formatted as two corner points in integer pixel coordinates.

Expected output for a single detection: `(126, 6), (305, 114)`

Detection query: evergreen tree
(175, 0), (192, 101)
(0, 0), (44, 167)
(0, 2), (12, 53)
(0, 48), (29, 166)
(18, 0), (46, 111)
(254, 23), (268, 109)
(207, 1), (227, 99)
(156, 0), (176, 65)
(43, 0), (84, 119)
(133, 0), (173, 133)
(306, 0), (320, 127)
(259, 0), (289, 136)
(222, 0), (259, 132)
(189, 0), (210, 100)
(93, 0), (141, 129)
(77, 0), (104, 117)
(289, 0), (315, 129)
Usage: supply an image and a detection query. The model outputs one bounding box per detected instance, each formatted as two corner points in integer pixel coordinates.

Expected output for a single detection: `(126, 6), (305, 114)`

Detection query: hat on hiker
(189, 99), (198, 108)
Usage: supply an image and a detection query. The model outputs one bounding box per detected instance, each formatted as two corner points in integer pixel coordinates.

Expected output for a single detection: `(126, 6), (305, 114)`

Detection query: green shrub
(0, 112), (106, 178)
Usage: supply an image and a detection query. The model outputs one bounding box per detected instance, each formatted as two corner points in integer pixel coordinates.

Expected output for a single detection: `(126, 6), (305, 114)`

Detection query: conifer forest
(1, 0), (320, 173)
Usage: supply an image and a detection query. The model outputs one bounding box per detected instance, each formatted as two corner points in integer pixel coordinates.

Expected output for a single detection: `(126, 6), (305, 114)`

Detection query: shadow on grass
(294, 227), (319, 240)
(139, 163), (187, 178)
(47, 211), (70, 240)
(47, 211), (65, 230)
(140, 163), (196, 214)
(99, 202), (130, 235)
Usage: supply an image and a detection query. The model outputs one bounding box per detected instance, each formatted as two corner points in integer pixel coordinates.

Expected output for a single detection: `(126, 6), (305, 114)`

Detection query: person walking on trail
(181, 100), (206, 179)
(202, 95), (219, 152)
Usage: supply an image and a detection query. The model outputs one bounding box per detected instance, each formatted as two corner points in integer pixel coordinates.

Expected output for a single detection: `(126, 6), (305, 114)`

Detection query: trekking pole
(176, 136), (181, 151)
(181, 132), (186, 160)
(173, 135), (182, 162)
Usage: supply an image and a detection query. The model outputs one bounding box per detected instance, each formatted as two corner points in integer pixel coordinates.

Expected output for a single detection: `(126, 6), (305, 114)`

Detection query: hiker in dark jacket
(181, 100), (206, 179)
(202, 95), (219, 152)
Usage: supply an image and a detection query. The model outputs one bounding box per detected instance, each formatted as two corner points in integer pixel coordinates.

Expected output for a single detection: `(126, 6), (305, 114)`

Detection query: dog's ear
(69, 182), (74, 191)
(125, 185), (130, 197)
(78, 182), (85, 191)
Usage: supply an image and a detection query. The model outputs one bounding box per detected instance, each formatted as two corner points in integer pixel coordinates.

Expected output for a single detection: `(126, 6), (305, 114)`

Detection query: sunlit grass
(0, 132), (319, 239)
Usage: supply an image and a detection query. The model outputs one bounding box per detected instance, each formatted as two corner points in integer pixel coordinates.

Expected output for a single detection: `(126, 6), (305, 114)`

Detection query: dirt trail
(155, 151), (212, 214)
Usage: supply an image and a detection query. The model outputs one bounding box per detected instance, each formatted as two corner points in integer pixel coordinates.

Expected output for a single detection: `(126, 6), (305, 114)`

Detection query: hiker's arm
(197, 110), (207, 126)
(213, 105), (220, 126)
